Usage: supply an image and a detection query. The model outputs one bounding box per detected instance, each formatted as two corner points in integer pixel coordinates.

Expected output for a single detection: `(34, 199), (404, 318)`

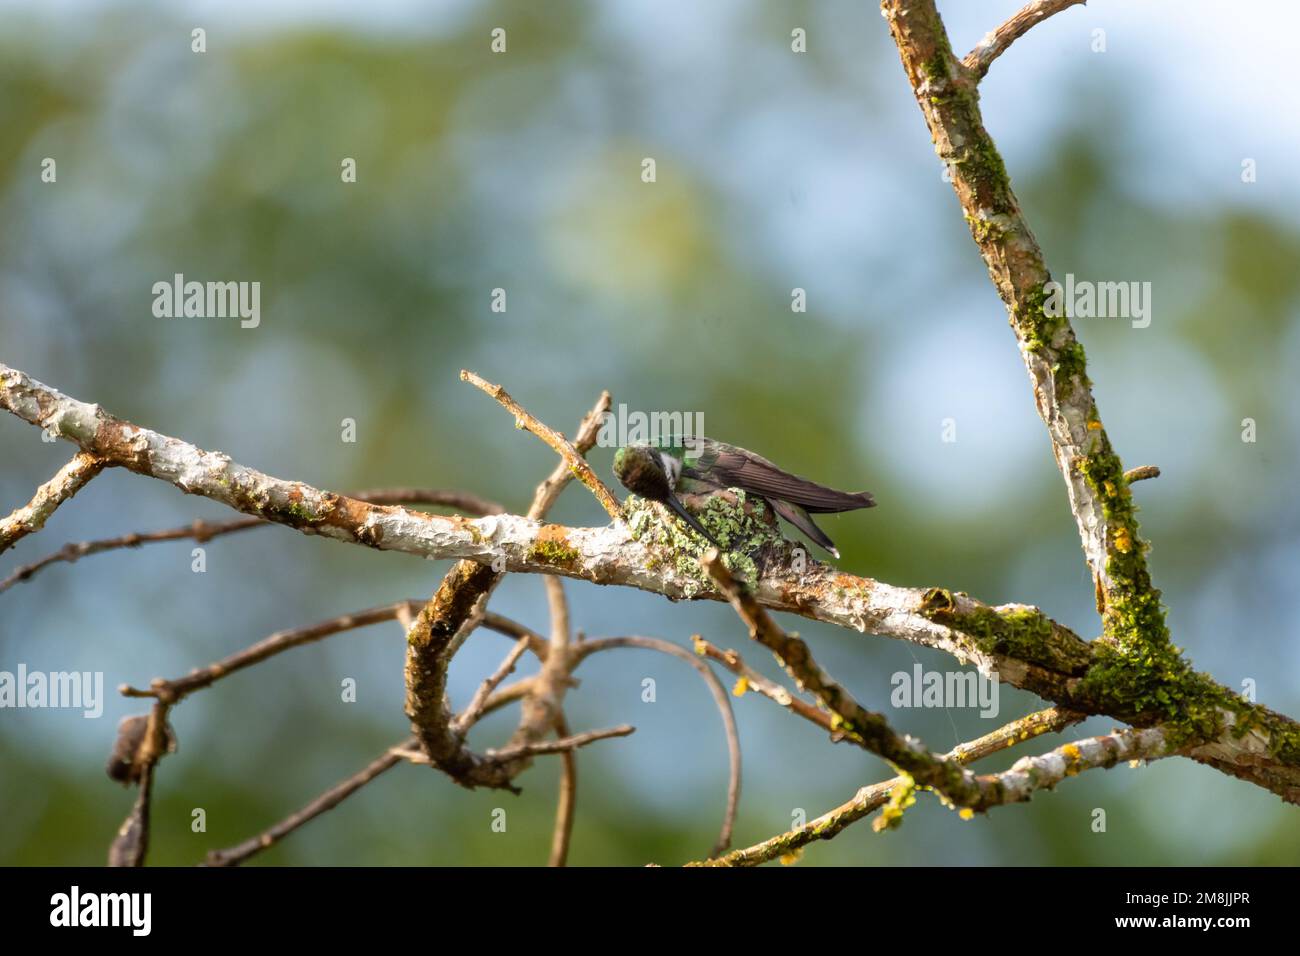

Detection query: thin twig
(692, 707), (1085, 866)
(961, 0), (1087, 80)
(394, 724), (635, 765)
(0, 451), (106, 555)
(571, 635), (742, 857)
(460, 369), (623, 522)
(480, 612), (550, 661)
(204, 744), (408, 867)
(453, 636), (532, 734)
(549, 713), (578, 867)
(484, 724), (635, 761)
(1123, 465), (1161, 484)
(690, 634), (834, 733)
(202, 678), (536, 867)
(403, 387), (611, 790)
(120, 603), (413, 702)
(0, 488), (501, 595)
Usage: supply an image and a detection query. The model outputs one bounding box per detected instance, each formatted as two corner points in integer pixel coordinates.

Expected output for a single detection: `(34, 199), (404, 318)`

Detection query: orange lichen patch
(528, 524), (580, 569)
(833, 572), (871, 593)
(1061, 742), (1084, 775)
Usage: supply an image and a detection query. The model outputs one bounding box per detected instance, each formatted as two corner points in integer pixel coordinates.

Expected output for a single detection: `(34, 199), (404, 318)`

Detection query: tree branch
(877, 2), (1300, 800)
(0, 488), (502, 595)
(202, 679), (536, 867)
(961, 0), (1088, 81)
(204, 743), (407, 867)
(572, 635), (742, 857)
(693, 706), (1085, 866)
(5, 361), (1298, 802)
(549, 713), (579, 867)
(402, 386), (610, 790)
(0, 451), (106, 555)
(690, 634), (834, 733)
(394, 724), (635, 764)
(460, 369), (623, 522)
(121, 603), (414, 702)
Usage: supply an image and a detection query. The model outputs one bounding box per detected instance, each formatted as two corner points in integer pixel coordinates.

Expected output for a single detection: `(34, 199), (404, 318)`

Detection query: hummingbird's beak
(663, 495), (724, 551)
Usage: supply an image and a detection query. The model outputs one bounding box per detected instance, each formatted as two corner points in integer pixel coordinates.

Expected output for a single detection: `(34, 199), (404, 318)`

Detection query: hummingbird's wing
(688, 440), (875, 514)
(769, 499), (842, 559)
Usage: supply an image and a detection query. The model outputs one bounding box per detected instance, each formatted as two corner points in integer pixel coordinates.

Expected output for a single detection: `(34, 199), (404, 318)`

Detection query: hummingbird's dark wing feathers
(769, 499), (841, 558)
(689, 442), (875, 514)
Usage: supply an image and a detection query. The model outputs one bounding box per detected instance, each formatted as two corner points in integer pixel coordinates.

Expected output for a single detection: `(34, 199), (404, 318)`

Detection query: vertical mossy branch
(880, 0), (1169, 659)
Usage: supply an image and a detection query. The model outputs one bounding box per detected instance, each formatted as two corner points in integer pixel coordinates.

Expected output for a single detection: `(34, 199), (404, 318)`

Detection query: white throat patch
(659, 451), (681, 487)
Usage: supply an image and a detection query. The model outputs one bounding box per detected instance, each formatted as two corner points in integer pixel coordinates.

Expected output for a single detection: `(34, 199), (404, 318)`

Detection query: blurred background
(2, 0), (1298, 866)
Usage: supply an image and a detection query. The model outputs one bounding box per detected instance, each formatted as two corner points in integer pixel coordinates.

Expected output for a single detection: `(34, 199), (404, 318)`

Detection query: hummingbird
(612, 438), (875, 559)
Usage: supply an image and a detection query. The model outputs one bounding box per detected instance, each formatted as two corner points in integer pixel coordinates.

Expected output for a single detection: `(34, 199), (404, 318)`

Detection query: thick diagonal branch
(882, 0), (1167, 656)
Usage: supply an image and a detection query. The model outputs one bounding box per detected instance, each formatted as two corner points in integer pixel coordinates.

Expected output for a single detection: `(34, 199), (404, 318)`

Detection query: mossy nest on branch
(623, 488), (802, 595)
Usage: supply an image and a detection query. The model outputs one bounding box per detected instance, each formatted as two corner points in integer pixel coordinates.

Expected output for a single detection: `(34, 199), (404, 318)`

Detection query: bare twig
(204, 743), (408, 867)
(453, 637), (532, 734)
(1, 518), (263, 594)
(394, 724), (635, 765)
(0, 451), (106, 555)
(480, 612), (550, 661)
(693, 707), (1085, 866)
(1123, 465), (1161, 483)
(572, 635), (742, 857)
(403, 388), (610, 790)
(0, 488), (501, 595)
(690, 635), (834, 733)
(460, 369), (623, 522)
(961, 0), (1087, 80)
(549, 713), (578, 867)
(121, 603), (412, 702)
(203, 678), (536, 868)
(484, 724), (635, 761)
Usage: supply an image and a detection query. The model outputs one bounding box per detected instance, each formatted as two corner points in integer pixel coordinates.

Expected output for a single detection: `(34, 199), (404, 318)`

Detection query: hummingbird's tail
(770, 499), (844, 558)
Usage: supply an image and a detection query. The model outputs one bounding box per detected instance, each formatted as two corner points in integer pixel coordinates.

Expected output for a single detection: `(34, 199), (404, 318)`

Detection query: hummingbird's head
(613, 444), (674, 502)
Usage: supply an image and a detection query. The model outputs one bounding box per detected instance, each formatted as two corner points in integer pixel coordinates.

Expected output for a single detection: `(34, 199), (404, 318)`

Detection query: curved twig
(573, 635), (741, 857)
